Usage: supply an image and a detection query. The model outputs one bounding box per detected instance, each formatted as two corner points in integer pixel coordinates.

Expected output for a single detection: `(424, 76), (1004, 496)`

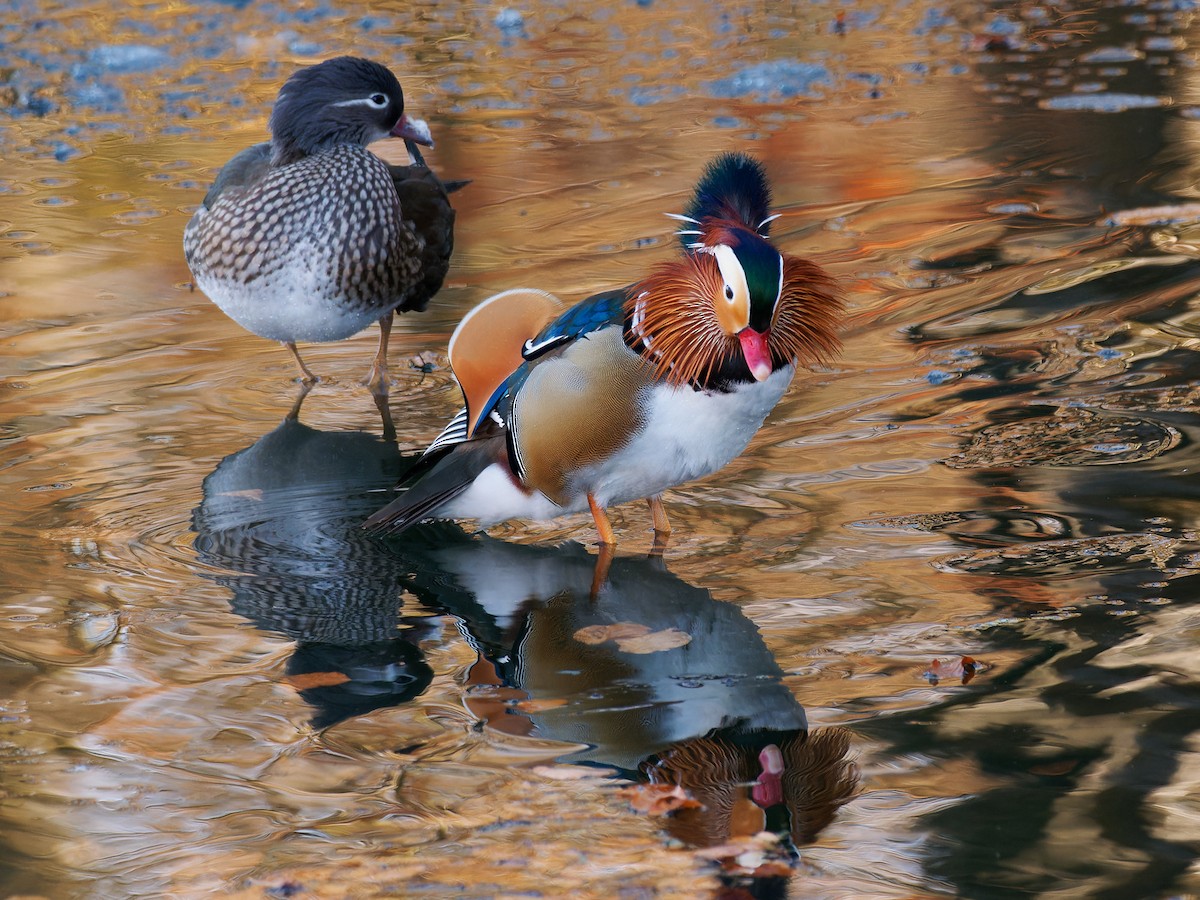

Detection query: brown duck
(183, 56), (460, 395)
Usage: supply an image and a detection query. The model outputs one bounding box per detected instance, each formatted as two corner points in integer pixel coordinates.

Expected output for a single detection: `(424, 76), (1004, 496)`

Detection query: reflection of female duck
(192, 417), (433, 727)
(397, 531), (858, 852)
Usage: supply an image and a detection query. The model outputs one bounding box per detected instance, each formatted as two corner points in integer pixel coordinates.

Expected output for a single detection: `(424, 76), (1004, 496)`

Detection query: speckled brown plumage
(186, 143), (422, 340)
(182, 56), (459, 392)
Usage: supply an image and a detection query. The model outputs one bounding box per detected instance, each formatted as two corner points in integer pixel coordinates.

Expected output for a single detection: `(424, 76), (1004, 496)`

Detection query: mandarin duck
(183, 56), (460, 395)
(366, 152), (843, 545)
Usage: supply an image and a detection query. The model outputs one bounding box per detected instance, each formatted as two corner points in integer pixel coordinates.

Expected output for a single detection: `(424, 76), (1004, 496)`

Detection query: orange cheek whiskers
(629, 257), (740, 387)
(771, 256), (844, 368)
(628, 251), (843, 387)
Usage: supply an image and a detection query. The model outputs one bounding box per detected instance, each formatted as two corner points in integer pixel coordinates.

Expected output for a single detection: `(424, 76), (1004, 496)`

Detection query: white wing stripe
(424, 408), (469, 455)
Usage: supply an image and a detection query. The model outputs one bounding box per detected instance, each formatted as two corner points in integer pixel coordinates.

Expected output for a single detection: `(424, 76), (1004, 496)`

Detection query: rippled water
(5, 0), (1200, 897)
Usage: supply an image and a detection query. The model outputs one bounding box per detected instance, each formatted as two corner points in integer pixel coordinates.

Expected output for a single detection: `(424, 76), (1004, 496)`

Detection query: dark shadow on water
(192, 417), (435, 728)
(191, 417), (858, 894)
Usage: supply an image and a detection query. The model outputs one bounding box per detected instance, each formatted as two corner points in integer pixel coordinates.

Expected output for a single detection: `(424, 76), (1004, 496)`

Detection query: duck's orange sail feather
(448, 288), (563, 436)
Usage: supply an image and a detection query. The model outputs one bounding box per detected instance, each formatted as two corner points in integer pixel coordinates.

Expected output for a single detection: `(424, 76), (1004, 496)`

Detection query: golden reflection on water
(4, 0), (1200, 896)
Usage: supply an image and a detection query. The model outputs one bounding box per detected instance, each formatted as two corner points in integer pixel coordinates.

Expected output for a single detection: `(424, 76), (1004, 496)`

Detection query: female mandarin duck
(366, 152), (843, 545)
(184, 56), (459, 395)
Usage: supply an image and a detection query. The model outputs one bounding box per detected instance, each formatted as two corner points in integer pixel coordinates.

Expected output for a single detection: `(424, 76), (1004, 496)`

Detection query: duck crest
(627, 152), (843, 390)
(679, 152), (774, 248)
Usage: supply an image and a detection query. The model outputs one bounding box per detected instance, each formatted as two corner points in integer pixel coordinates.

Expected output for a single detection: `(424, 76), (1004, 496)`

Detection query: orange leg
(587, 492), (616, 546)
(285, 379), (315, 422)
(591, 541), (615, 599)
(587, 493), (616, 597)
(365, 311), (393, 396)
(283, 341), (318, 384)
(648, 495), (672, 556)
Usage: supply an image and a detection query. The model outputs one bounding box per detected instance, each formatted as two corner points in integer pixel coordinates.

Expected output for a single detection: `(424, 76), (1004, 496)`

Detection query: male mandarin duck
(366, 152), (843, 544)
(183, 56), (460, 395)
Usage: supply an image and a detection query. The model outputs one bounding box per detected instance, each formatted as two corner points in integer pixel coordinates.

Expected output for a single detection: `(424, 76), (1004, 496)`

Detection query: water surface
(4, 0), (1200, 896)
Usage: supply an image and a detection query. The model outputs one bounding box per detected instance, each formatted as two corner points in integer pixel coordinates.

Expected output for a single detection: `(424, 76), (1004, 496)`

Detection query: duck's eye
(724, 284), (735, 301)
(368, 93), (388, 107)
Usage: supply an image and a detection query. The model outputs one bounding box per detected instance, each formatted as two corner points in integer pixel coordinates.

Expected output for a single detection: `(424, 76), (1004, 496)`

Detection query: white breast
(438, 366), (794, 528)
(576, 365), (795, 509)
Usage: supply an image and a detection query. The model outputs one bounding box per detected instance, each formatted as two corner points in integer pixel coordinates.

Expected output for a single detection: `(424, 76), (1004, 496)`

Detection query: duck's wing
(446, 288), (566, 440)
(363, 288), (630, 533)
(200, 141), (272, 209)
(388, 161), (466, 313)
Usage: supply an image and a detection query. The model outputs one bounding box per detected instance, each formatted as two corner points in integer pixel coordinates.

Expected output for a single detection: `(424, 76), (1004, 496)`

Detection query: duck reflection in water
(193, 417), (857, 876)
(397, 528), (859, 867)
(192, 416), (435, 728)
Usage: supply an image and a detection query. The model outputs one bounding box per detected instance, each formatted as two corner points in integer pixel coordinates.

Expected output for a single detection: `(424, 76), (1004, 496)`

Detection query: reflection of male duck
(397, 530), (858, 852)
(192, 417), (434, 727)
(193, 420), (856, 855)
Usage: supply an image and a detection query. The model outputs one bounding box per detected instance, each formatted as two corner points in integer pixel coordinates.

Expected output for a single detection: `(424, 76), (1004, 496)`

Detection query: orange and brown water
(5, 0), (1200, 897)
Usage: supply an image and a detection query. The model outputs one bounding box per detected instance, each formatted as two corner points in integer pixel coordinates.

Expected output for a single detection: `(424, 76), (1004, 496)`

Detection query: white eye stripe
(712, 244), (748, 305)
(333, 94), (390, 109)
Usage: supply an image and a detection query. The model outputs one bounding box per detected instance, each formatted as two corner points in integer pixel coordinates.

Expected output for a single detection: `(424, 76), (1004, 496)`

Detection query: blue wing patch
(528, 289), (627, 353)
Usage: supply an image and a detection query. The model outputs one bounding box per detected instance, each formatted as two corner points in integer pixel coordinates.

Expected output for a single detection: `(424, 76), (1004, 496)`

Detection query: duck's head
(697, 224), (785, 382)
(269, 56), (433, 164)
(628, 153), (842, 389)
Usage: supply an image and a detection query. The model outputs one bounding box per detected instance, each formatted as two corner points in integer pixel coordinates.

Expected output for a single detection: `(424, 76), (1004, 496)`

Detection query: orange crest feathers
(629, 253), (738, 387)
(628, 253), (843, 387)
(772, 255), (844, 368)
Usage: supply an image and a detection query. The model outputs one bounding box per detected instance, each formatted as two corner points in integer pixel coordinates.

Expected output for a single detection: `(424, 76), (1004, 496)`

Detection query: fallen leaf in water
(530, 764), (616, 780)
(615, 627), (693, 654)
(923, 656), (979, 686)
(219, 488), (264, 501)
(573, 624), (652, 643)
(574, 622), (651, 645)
(616, 783), (702, 816)
(283, 671), (351, 690)
(513, 697), (567, 714)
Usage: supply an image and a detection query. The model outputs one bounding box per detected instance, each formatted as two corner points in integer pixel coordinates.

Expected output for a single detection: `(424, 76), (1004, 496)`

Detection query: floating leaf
(616, 783), (702, 816)
(615, 627), (693, 654)
(283, 671), (351, 690)
(574, 622), (651, 645)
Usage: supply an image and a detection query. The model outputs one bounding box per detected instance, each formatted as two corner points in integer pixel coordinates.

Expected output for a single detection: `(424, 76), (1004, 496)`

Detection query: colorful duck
(367, 152), (842, 545)
(184, 56), (459, 395)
